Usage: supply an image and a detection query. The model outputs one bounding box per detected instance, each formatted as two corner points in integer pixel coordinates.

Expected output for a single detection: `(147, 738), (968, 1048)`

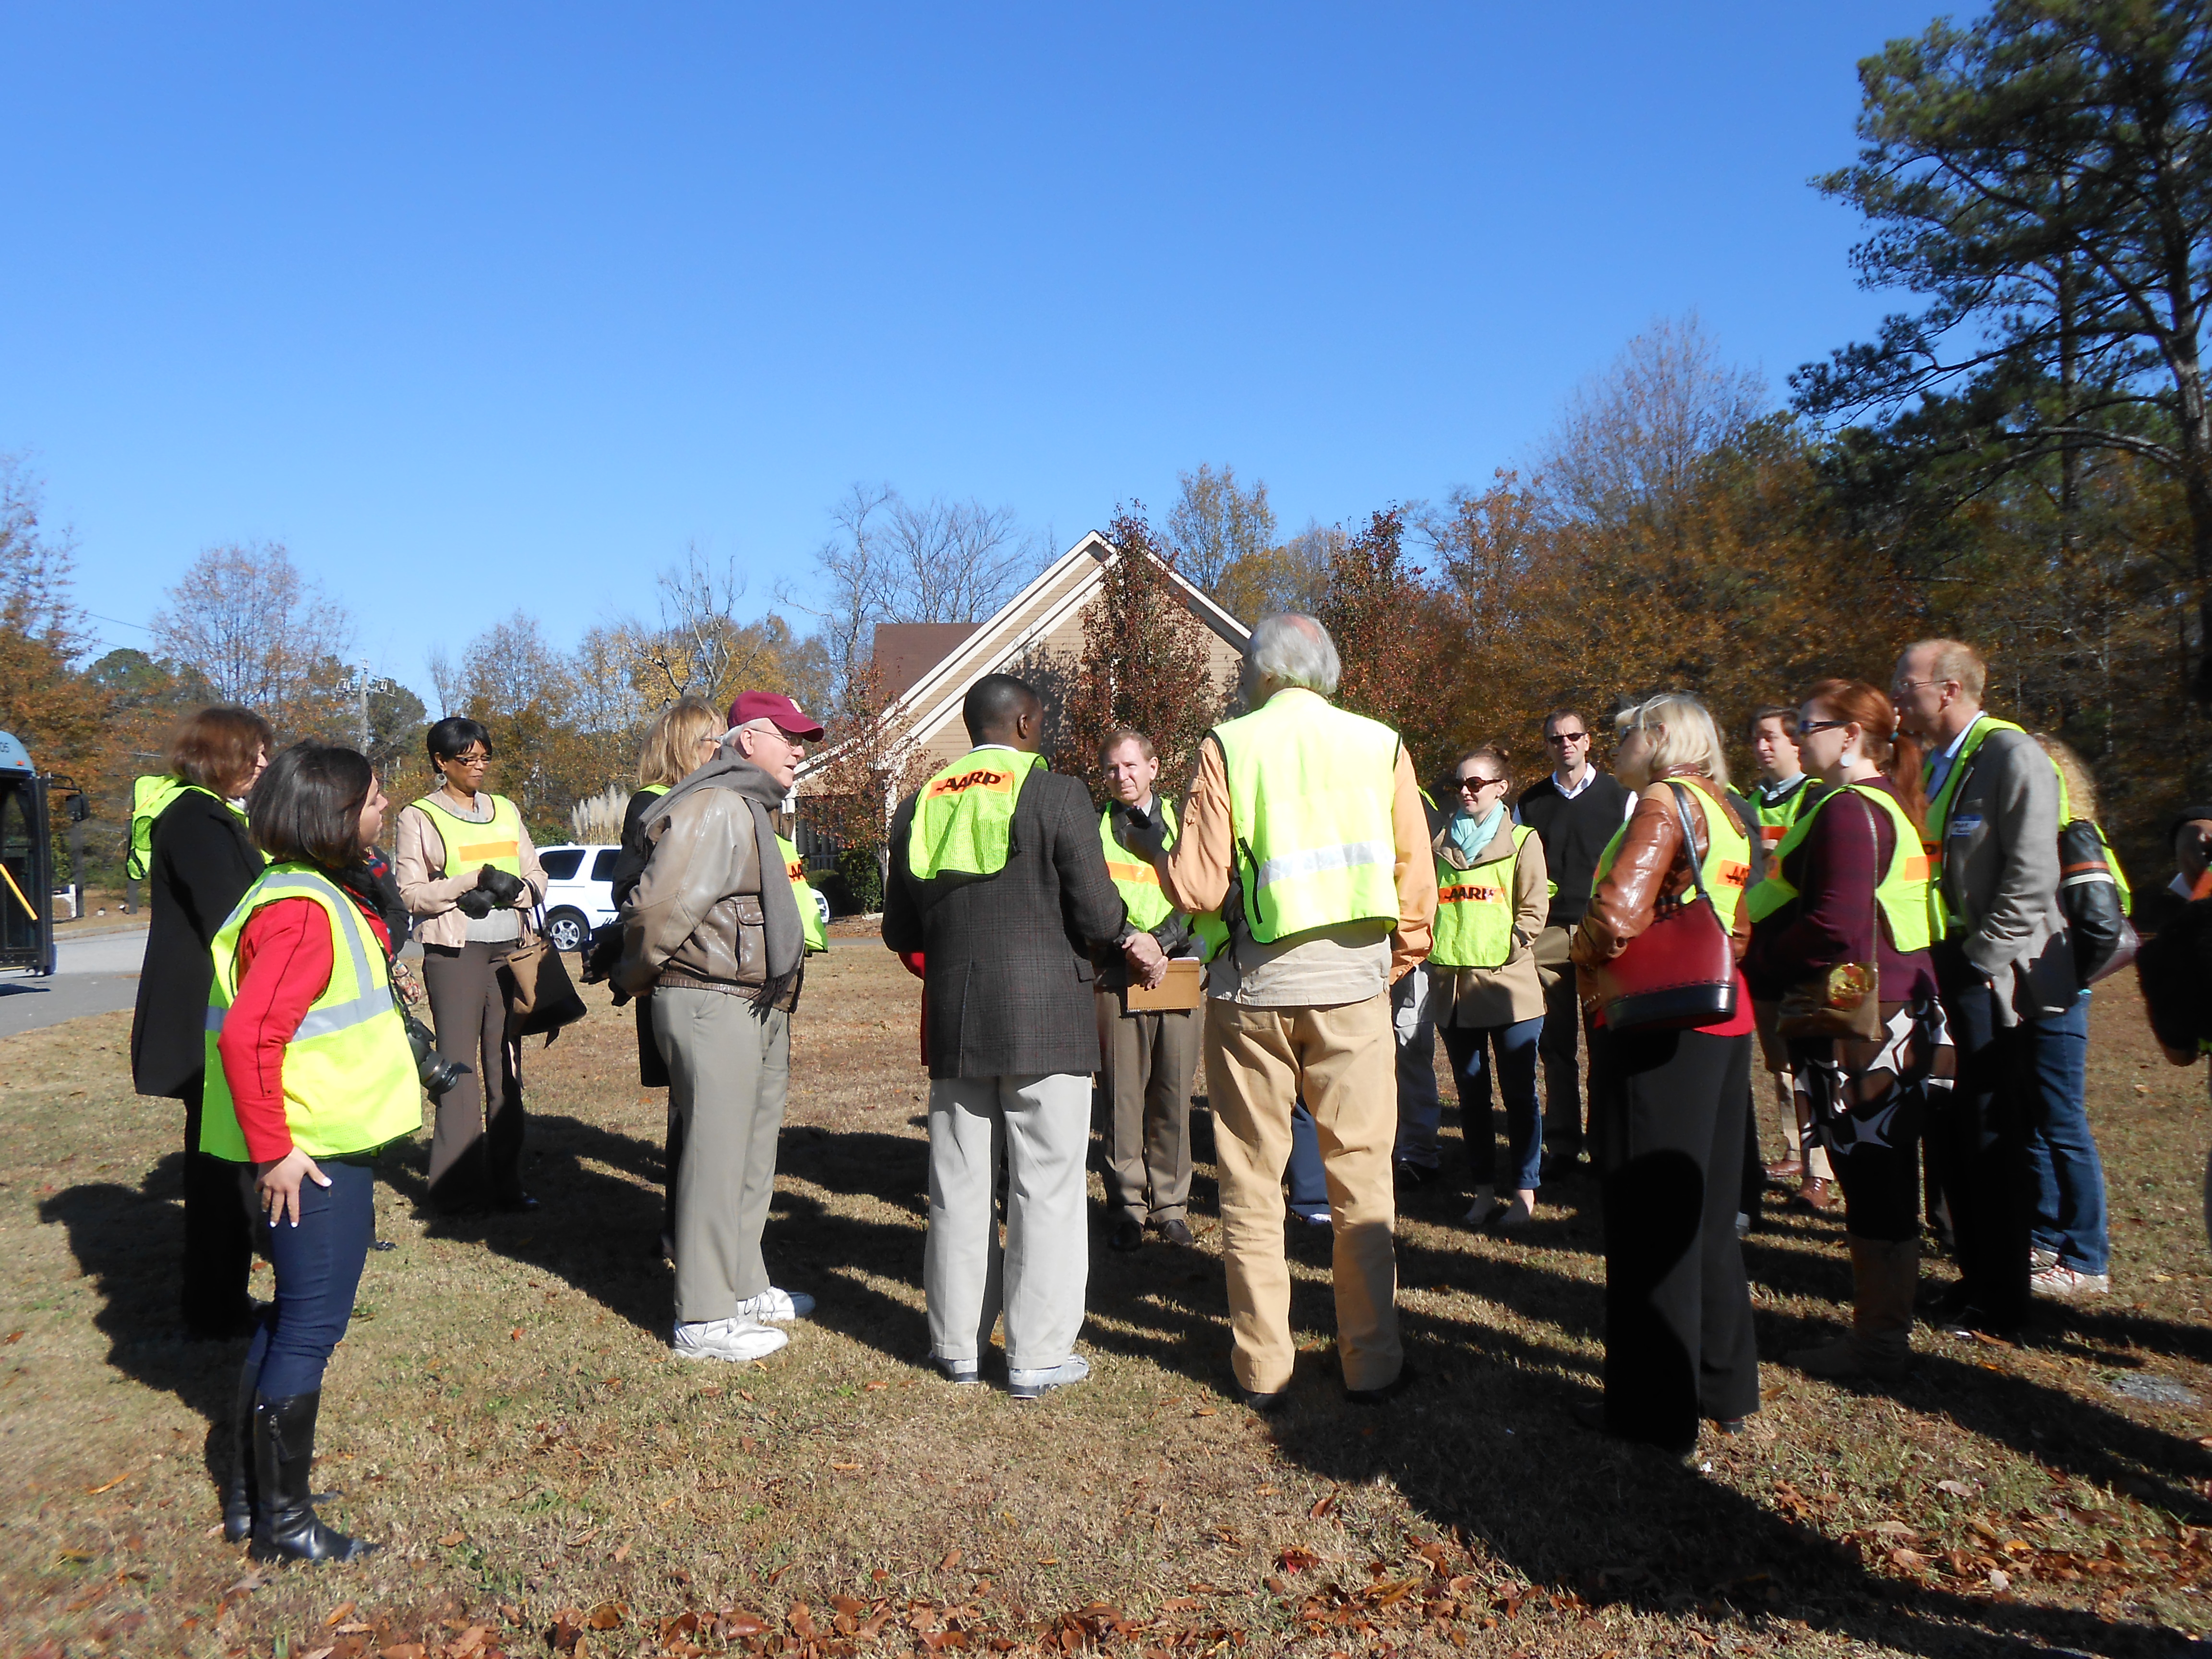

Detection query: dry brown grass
(3, 948), (2209, 1659)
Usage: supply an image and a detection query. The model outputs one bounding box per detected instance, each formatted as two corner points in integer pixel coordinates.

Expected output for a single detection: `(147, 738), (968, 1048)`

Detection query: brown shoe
(1764, 1157), (1804, 1181)
(1788, 1177), (1835, 1213)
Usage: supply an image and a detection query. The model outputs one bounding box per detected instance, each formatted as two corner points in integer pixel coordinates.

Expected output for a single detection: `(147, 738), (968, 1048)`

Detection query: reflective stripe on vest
(412, 793), (525, 878)
(1593, 779), (1751, 931)
(200, 865), (422, 1162)
(1431, 823), (1533, 971)
(129, 776), (259, 882)
(1743, 782), (1932, 953)
(1214, 690), (1401, 944)
(1101, 798), (1178, 934)
(907, 749), (1046, 880)
(778, 833), (827, 954)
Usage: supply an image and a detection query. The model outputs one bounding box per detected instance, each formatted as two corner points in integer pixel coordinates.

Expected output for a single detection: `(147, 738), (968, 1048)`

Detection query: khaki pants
(654, 987), (790, 1325)
(1095, 992), (1199, 1224)
(1206, 992), (1401, 1394)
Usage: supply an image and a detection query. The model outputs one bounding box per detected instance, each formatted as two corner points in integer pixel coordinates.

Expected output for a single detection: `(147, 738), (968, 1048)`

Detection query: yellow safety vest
(907, 749), (1046, 880)
(411, 792), (525, 879)
(1749, 775), (1817, 881)
(778, 834), (828, 954)
(200, 864), (422, 1162)
(1097, 797), (1228, 963)
(1743, 781), (1932, 953)
(1214, 689), (1401, 944)
(128, 776), (261, 881)
(1432, 824), (1535, 971)
(1593, 778), (1752, 932)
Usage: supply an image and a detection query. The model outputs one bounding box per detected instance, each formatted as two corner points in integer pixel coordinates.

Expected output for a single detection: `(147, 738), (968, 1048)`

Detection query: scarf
(648, 750), (805, 1015)
(1450, 804), (1505, 862)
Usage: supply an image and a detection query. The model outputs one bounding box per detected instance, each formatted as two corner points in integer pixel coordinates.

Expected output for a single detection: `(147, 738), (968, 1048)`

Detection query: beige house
(793, 530), (1249, 827)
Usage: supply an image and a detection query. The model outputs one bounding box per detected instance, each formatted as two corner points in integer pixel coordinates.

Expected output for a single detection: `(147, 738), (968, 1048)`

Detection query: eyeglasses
(446, 752), (490, 767)
(1456, 775), (1505, 792)
(1545, 731), (1588, 746)
(1797, 718), (1851, 735)
(1891, 678), (1946, 696)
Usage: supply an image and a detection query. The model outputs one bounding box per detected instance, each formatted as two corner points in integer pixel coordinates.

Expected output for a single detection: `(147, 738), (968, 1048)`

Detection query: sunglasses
(1797, 718), (1851, 735)
(1545, 732), (1588, 746)
(1455, 775), (1505, 792)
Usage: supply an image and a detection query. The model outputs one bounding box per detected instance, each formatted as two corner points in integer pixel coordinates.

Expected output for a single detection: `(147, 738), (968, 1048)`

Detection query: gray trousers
(421, 941), (526, 1205)
(1095, 992), (1199, 1223)
(653, 986), (790, 1324)
(926, 1072), (1090, 1371)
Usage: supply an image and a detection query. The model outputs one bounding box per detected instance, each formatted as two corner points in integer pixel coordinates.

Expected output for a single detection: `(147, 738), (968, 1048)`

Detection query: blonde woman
(604, 697), (726, 1257)
(1569, 692), (1758, 1455)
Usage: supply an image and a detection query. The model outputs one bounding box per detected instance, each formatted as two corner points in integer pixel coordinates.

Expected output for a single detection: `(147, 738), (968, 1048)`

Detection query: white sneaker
(1008, 1355), (1090, 1401)
(2030, 1263), (2110, 1298)
(1462, 1185), (1495, 1226)
(671, 1318), (790, 1362)
(733, 1287), (815, 1322)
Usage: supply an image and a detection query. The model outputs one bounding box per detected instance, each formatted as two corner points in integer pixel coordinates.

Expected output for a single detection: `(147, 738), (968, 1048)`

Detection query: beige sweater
(393, 792), (549, 950)
(1430, 815), (1550, 1028)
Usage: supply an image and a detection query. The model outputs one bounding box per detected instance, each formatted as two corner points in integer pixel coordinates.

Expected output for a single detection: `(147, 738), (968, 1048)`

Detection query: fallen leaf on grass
(1193, 1407), (1217, 1417)
(1310, 1491), (1338, 1519)
(301, 1647), (336, 1659)
(941, 1550), (962, 1570)
(587, 1600), (627, 1629)
(1278, 1549), (1321, 1574)
(84, 1473), (132, 1495)
(437, 1531), (465, 1548)
(865, 1380), (888, 1391)
(1869, 1521), (1918, 1539)
(830, 1461), (861, 1471)
(1936, 1480), (1977, 1497)
(3, 1330), (23, 1343)
(1890, 1549), (1930, 1571)
(325, 1600), (358, 1626)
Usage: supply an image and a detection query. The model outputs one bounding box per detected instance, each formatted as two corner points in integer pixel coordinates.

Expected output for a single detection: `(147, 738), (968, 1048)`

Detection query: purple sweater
(1743, 776), (1939, 1005)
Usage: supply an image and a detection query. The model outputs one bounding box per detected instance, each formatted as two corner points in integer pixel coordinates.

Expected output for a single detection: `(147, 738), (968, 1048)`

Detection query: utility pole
(357, 659), (373, 755)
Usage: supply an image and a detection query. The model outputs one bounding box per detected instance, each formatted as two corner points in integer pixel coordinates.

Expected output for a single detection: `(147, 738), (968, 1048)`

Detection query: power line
(86, 611), (152, 632)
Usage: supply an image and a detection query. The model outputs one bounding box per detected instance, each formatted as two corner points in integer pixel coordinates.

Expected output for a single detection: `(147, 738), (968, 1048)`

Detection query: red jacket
(216, 892), (394, 1164)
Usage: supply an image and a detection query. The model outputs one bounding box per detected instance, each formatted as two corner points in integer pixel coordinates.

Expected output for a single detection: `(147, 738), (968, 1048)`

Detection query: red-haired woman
(1746, 679), (1953, 1383)
(129, 705), (274, 1339)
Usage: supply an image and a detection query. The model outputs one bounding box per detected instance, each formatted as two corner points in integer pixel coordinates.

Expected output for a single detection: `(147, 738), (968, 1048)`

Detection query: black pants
(1932, 948), (2036, 1327)
(181, 1074), (255, 1334)
(421, 941), (526, 1207)
(1539, 969), (1596, 1156)
(1596, 1026), (1760, 1451)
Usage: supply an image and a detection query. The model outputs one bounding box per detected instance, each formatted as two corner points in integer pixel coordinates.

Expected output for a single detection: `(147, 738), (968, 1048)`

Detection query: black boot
(220, 1367), (257, 1544)
(249, 1393), (374, 1563)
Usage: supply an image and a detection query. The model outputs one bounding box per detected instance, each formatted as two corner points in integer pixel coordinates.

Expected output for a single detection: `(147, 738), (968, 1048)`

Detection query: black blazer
(884, 766), (1128, 1081)
(130, 791), (263, 1099)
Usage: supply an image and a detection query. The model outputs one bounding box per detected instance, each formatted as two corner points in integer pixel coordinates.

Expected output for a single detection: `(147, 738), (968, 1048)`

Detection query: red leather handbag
(1587, 782), (1739, 1032)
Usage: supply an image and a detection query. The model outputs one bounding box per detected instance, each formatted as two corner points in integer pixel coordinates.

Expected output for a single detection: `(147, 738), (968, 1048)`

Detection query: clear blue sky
(2, 3), (1955, 704)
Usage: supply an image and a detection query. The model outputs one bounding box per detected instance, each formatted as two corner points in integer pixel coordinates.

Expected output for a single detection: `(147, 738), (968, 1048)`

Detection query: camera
(404, 1014), (471, 1100)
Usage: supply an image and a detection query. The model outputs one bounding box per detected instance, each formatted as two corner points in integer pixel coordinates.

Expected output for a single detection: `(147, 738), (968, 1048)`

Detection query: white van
(536, 841), (831, 954)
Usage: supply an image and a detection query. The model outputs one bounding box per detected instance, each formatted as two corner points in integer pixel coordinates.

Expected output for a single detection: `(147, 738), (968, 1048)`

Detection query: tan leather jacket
(613, 789), (783, 1003)
(1571, 771), (1752, 981)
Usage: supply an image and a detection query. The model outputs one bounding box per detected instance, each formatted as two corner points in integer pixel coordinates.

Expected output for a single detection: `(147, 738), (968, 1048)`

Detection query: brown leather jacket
(1570, 772), (1752, 982)
(613, 789), (787, 1005)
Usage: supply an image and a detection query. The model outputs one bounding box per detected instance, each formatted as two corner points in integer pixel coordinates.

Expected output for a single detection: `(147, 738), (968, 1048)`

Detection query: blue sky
(2, 3), (1954, 704)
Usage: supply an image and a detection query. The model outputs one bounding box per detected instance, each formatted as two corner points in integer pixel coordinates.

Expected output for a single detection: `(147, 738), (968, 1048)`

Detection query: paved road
(0, 928), (146, 1039)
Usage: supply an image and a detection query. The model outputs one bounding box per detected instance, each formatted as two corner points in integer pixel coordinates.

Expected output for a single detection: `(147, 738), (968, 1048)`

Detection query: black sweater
(1516, 771), (1631, 929)
(130, 791), (263, 1099)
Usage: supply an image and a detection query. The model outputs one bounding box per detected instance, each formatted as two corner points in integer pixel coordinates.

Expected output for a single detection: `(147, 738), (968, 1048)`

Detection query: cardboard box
(1125, 957), (1205, 1012)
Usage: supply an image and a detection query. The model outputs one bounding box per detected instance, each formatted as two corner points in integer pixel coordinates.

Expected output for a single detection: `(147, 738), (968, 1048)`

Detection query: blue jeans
(240, 1158), (374, 1399)
(1389, 969), (1442, 1169)
(1443, 1018), (1546, 1193)
(2024, 994), (2107, 1275)
(1287, 1101), (1329, 1221)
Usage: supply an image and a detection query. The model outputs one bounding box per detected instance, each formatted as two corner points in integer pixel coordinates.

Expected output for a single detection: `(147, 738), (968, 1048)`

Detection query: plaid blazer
(884, 767), (1129, 1080)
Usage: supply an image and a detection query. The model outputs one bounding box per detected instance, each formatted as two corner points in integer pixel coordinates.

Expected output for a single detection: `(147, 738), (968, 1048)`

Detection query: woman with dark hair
(393, 717), (548, 1211)
(1570, 692), (1760, 1456)
(1428, 745), (1551, 1231)
(1746, 679), (1951, 1382)
(204, 741), (419, 1562)
(128, 704), (274, 1338)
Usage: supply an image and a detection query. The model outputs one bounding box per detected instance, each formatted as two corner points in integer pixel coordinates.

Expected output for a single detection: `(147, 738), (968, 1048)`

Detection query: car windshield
(540, 849), (584, 881)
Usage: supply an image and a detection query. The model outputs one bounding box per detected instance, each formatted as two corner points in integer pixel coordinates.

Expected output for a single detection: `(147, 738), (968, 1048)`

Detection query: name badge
(1949, 813), (1983, 838)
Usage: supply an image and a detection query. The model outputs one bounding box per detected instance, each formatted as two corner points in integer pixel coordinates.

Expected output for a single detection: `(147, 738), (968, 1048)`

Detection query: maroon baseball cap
(727, 691), (825, 742)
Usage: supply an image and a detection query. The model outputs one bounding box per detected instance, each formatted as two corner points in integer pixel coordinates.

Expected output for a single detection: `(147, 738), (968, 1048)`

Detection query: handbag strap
(1662, 781), (1717, 907)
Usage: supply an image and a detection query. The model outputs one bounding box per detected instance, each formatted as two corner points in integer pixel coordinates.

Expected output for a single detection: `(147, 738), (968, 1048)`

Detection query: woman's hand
(255, 1147), (330, 1229)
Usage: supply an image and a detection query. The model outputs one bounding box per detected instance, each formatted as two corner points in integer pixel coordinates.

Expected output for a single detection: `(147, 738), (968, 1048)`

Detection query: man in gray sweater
(1894, 638), (2083, 1334)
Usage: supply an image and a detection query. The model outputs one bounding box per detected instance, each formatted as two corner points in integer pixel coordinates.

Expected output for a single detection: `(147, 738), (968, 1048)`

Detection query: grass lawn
(3, 944), (2210, 1659)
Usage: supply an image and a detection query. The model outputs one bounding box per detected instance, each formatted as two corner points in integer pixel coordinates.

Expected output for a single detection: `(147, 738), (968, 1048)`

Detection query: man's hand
(1123, 929), (1168, 989)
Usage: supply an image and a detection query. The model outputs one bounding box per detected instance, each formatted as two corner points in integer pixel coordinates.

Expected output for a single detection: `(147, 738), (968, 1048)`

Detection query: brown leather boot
(1791, 1235), (1919, 1383)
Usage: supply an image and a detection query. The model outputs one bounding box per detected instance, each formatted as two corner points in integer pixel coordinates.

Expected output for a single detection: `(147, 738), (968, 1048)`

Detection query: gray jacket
(1936, 723), (2074, 1025)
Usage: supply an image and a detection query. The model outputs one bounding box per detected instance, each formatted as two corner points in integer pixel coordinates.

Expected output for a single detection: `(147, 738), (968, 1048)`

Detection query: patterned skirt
(1793, 988), (1956, 1160)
